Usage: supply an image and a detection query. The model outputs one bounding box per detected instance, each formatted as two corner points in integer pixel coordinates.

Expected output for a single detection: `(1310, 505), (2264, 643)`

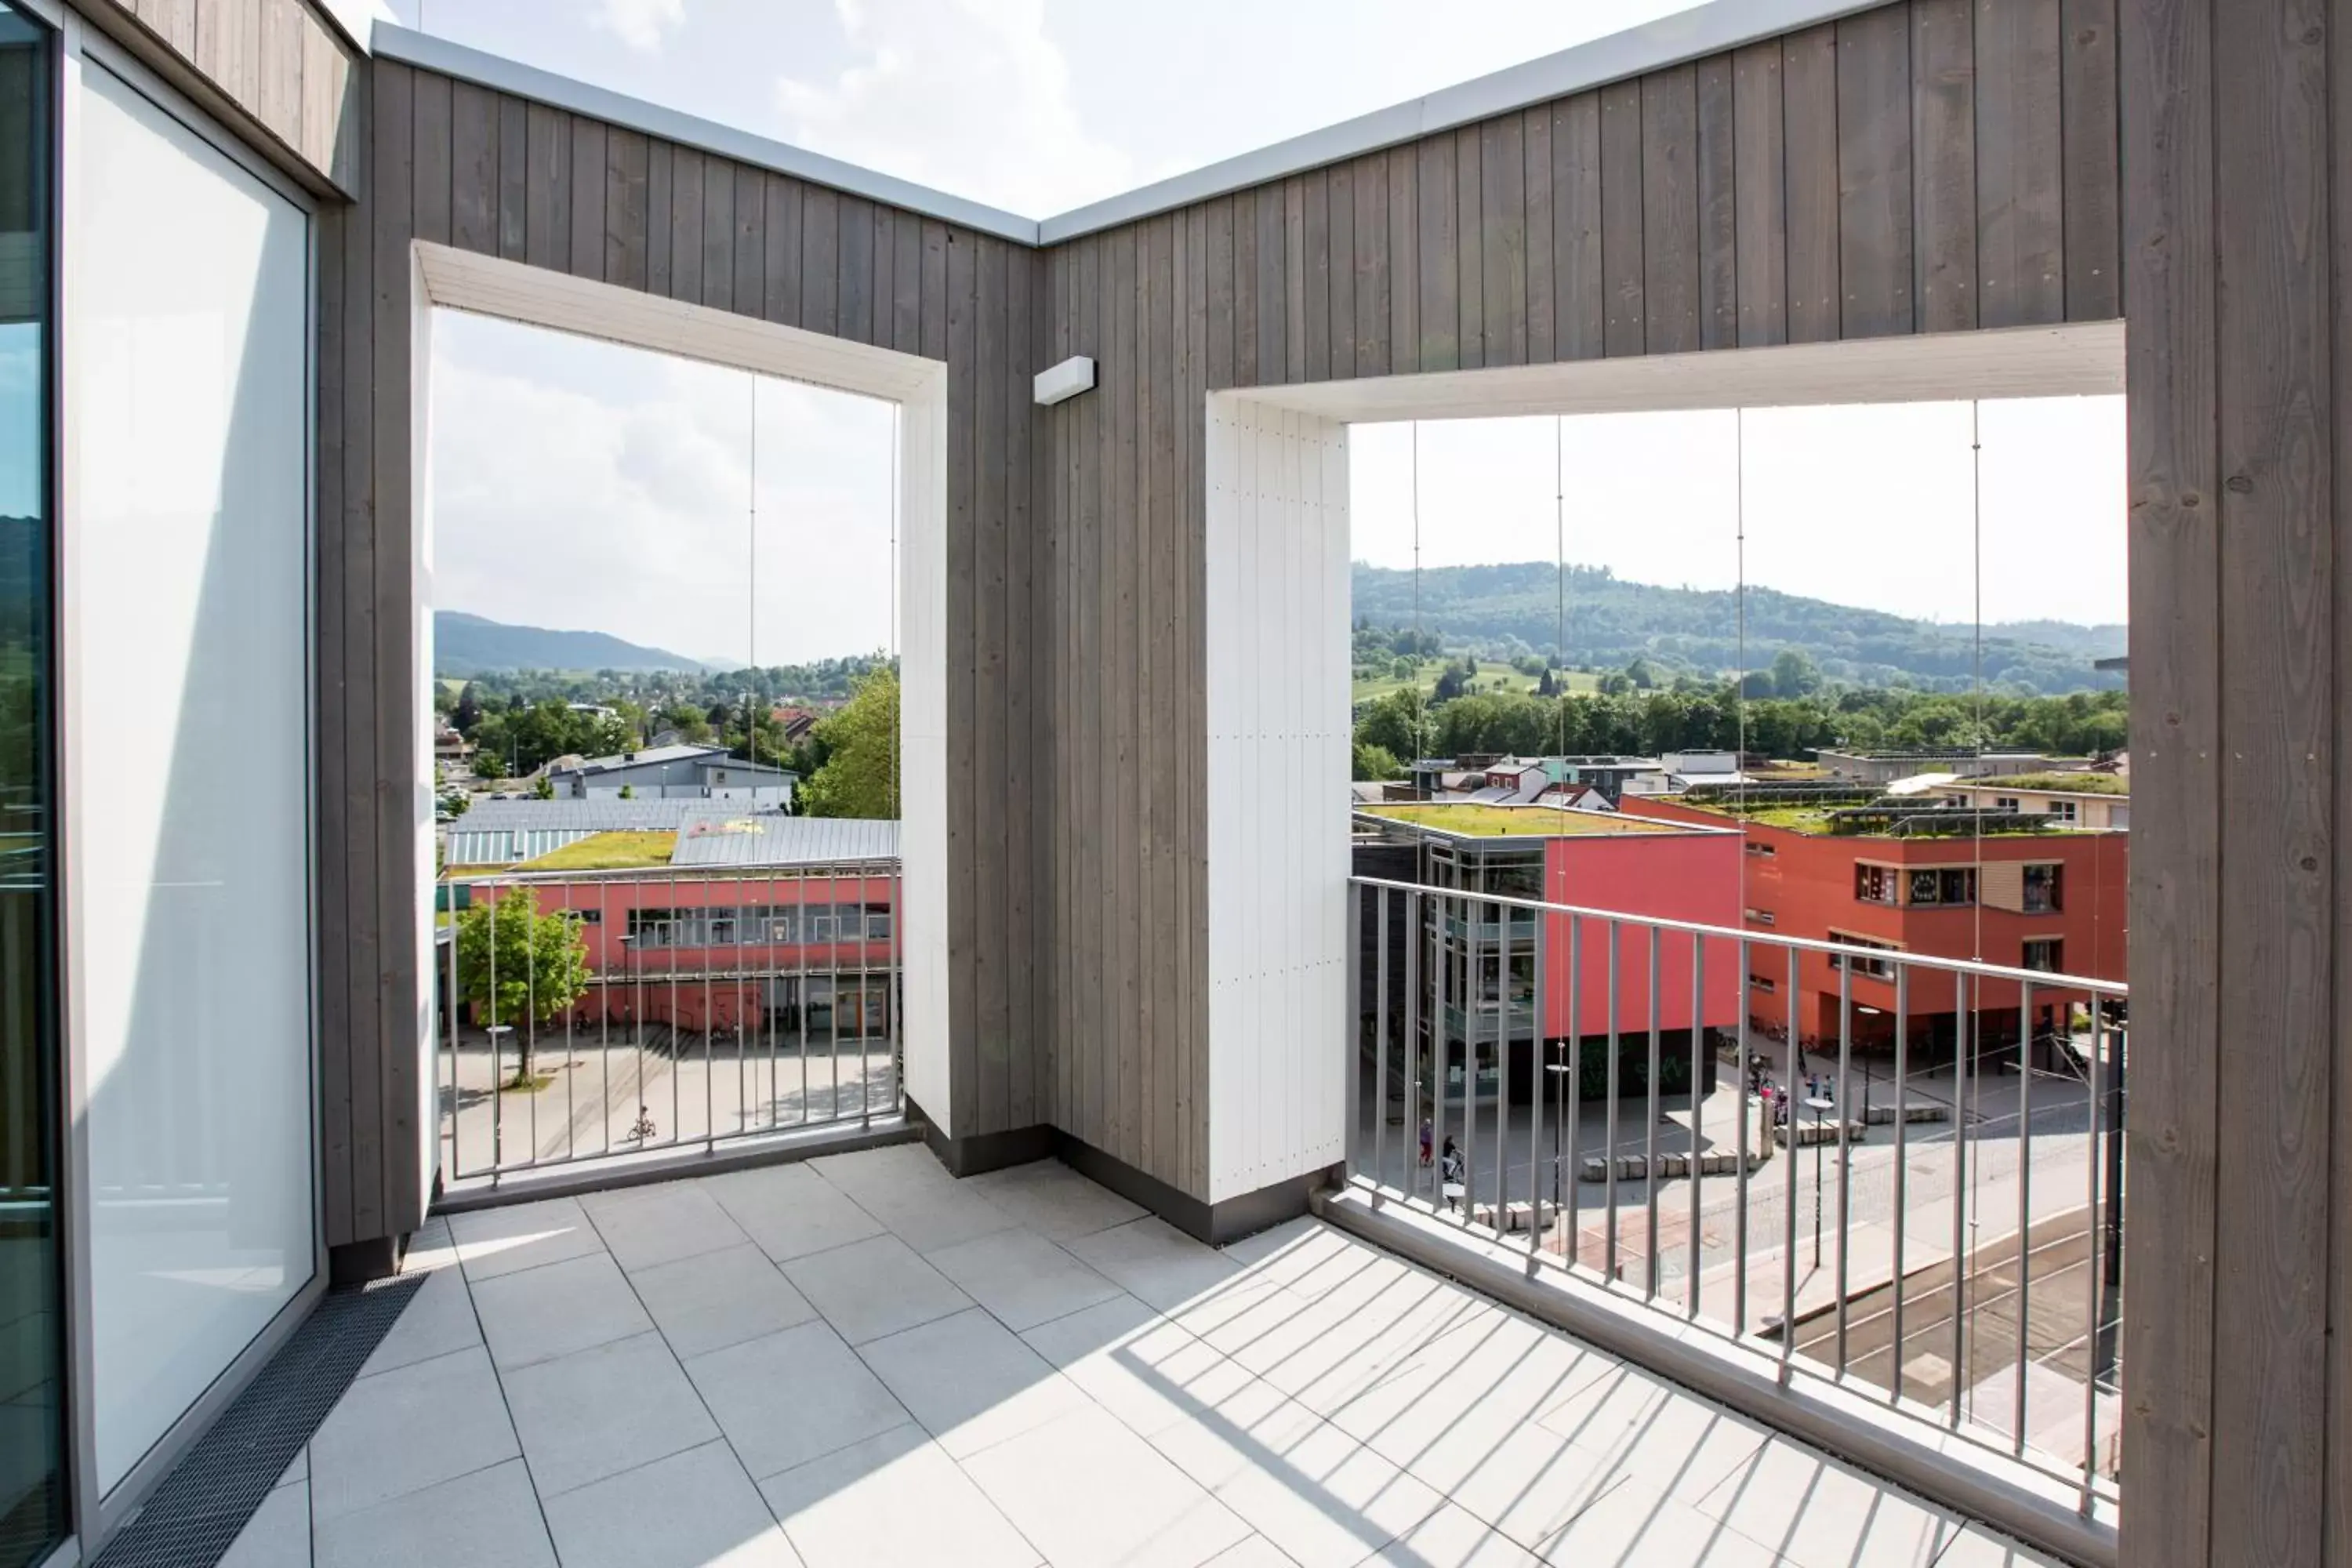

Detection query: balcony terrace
(207, 1143), (2055, 1568)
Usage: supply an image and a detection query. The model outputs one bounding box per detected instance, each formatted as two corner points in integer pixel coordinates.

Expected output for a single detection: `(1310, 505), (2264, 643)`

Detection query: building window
(1994, 795), (2021, 811)
(1854, 864), (1899, 905)
(2049, 798), (2078, 822)
(1745, 840), (1776, 858)
(1827, 933), (1899, 981)
(1907, 867), (1976, 907)
(2023, 938), (2064, 973)
(1748, 973), (1777, 994)
(1744, 907), (1777, 927)
(575, 907), (602, 926)
(866, 910), (892, 940)
(2023, 862), (2064, 913)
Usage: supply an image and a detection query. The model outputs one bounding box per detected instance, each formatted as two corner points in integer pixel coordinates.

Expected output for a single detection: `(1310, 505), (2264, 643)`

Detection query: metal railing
(437, 857), (903, 1183)
(1346, 873), (2126, 1517)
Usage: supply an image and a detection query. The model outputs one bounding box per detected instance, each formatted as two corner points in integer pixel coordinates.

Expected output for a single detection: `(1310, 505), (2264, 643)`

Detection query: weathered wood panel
(1911, 0), (1977, 332)
(1835, 6), (1914, 336)
(1481, 113), (1527, 366)
(1732, 42), (1788, 346)
(1694, 58), (1736, 350)
(1976, 0), (2065, 326)
(2060, 0), (2120, 320)
(91, 0), (362, 191)
(1639, 67), (1699, 354)
(1552, 93), (1604, 358)
(1782, 25), (1842, 343)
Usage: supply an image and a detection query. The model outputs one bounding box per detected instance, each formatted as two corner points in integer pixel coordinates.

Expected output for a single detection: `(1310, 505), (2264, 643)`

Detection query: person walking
(1439, 1135), (1465, 1211)
(1419, 1117), (1433, 1167)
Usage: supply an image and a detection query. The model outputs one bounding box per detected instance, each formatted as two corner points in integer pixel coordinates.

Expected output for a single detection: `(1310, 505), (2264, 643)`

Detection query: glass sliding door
(71, 56), (313, 1494)
(0, 6), (60, 1564)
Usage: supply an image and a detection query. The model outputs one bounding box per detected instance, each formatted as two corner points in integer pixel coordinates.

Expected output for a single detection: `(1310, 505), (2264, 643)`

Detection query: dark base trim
(328, 1235), (405, 1287)
(432, 1118), (923, 1218)
(908, 1097), (1055, 1177)
(1052, 1135), (1337, 1247)
(899, 1101), (1337, 1246)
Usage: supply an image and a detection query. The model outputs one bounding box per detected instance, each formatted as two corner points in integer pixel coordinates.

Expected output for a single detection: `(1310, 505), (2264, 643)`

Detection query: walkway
(222, 1145), (2060, 1567)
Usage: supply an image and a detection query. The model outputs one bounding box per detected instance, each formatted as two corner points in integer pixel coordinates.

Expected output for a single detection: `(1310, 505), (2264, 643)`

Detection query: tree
(453, 682), (482, 734)
(801, 666), (901, 818)
(1352, 740), (1402, 781)
(1771, 647), (1823, 699)
(455, 893), (591, 1087)
(530, 772), (555, 800)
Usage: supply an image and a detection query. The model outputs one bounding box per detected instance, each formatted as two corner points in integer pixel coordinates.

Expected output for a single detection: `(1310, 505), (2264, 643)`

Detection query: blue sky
(418, 1), (2127, 663)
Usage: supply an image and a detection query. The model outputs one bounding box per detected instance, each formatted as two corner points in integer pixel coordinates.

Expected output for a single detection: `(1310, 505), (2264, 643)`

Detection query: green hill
(1350, 561), (2125, 695)
(434, 612), (710, 676)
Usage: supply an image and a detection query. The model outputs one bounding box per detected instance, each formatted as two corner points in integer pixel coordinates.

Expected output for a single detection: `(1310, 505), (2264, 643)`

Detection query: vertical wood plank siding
(88, 0), (361, 191)
(324, 0), (2123, 1233)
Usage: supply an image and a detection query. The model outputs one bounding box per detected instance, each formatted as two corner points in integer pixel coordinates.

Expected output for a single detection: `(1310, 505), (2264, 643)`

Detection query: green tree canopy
(455, 893), (591, 1081)
(801, 666), (901, 818)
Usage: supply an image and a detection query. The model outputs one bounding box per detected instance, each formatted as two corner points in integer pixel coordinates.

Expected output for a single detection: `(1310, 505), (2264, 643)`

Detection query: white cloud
(429, 313), (896, 668)
(775, 0), (1135, 216)
(595, 0), (684, 53)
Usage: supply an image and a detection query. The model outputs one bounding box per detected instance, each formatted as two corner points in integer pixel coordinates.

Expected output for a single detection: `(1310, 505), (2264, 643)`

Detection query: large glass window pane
(0, 9), (59, 1563)
(74, 62), (312, 1493)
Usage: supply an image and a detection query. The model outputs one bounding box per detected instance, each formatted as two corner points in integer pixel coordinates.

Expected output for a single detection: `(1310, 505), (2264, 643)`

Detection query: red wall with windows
(1620, 798), (2127, 1050)
(466, 872), (897, 1032)
(1541, 830), (1745, 1039)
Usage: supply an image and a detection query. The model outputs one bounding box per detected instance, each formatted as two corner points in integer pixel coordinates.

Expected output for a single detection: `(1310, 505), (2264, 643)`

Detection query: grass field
(1359, 802), (1675, 838)
(1349, 660), (1600, 704)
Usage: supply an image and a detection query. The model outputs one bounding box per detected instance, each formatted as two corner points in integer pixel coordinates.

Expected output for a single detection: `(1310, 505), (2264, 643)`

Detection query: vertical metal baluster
(798, 869), (810, 1123)
(2014, 978), (2034, 1457)
(1436, 890), (1450, 1212)
(1645, 924), (1661, 1300)
(1565, 915), (1581, 1268)
(1346, 880), (1363, 1177)
(2080, 1000), (2105, 1510)
(488, 881), (503, 1173)
(1466, 890), (1481, 1227)
(842, 865), (851, 1123)
(1734, 938), (1750, 1336)
(736, 875), (749, 1138)
(1835, 959), (1853, 1377)
(1605, 920), (1621, 1285)
(1891, 963), (1910, 1404)
(1404, 889), (1421, 1203)
(564, 885), (576, 1161)
(1374, 886), (1388, 1195)
(1494, 895), (1510, 1229)
(1780, 940), (1798, 1385)
(1951, 973), (1971, 1429)
(599, 879), (612, 1156)
(1530, 897), (1547, 1259)
(445, 879), (459, 1178)
(632, 888), (646, 1145)
(526, 879), (539, 1167)
(668, 862), (681, 1147)
(859, 866), (873, 1127)
(1688, 931), (1704, 1320)
(703, 875), (716, 1152)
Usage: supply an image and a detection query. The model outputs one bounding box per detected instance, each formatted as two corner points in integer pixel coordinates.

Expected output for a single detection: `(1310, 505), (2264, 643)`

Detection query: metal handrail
(1351, 871), (2128, 993)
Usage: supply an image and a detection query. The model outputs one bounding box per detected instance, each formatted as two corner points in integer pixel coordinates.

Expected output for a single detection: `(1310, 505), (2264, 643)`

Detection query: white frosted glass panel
(73, 64), (312, 1494)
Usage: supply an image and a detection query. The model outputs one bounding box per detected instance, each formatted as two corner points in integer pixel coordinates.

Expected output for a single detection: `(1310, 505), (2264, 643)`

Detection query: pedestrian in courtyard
(1439, 1136), (1465, 1207)
(1419, 1117), (1433, 1167)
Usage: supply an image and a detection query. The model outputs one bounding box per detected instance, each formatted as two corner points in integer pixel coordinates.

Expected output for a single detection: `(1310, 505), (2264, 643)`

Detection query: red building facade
(1621, 797), (2128, 1057)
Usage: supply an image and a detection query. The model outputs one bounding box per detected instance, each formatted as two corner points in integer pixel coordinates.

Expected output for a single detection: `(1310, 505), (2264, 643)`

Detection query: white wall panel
(1204, 395), (1348, 1203)
(68, 60), (314, 1494)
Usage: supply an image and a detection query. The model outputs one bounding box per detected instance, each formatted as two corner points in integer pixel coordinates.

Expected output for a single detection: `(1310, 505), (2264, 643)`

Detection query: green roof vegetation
(1675, 798), (2078, 839)
(1976, 772), (2129, 796)
(517, 830), (679, 871)
(1359, 804), (1679, 839)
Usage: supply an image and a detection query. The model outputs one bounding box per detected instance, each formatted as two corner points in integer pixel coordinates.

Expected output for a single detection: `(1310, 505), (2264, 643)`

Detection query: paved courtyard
(223, 1144), (2059, 1567)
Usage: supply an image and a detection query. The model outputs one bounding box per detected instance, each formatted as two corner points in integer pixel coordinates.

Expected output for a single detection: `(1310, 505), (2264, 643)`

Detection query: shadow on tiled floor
(214, 1144), (2060, 1568)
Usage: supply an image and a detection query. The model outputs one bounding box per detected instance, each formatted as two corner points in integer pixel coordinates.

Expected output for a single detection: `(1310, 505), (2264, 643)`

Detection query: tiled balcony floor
(224, 1145), (2061, 1568)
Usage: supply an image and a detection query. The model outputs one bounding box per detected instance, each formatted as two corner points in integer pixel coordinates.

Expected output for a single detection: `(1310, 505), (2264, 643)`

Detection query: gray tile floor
(223, 1145), (2062, 1568)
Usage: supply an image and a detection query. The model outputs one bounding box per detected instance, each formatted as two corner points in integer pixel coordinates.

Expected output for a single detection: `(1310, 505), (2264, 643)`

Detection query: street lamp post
(1804, 1094), (1835, 1267)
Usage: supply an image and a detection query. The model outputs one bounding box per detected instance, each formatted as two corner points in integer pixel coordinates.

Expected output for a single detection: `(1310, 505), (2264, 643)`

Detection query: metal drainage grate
(93, 1273), (426, 1568)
